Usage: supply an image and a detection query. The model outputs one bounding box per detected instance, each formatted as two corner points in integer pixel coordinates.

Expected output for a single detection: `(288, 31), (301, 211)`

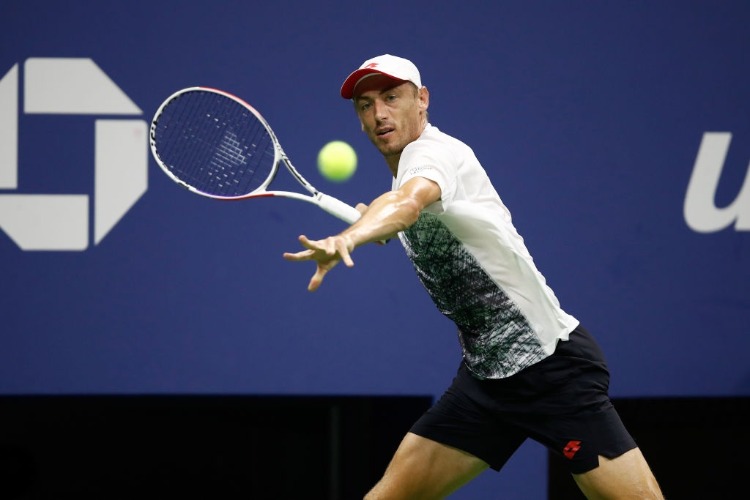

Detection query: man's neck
(387, 121), (428, 177)
(387, 154), (400, 177)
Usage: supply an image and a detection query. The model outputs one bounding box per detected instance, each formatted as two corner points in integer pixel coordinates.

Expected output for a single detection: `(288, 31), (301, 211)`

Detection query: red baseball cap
(340, 54), (422, 99)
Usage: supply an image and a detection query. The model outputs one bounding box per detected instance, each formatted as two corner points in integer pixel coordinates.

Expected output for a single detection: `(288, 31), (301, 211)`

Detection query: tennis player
(284, 54), (663, 499)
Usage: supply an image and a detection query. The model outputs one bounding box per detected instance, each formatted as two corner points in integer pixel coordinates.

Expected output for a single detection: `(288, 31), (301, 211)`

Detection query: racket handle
(317, 193), (362, 224)
(317, 193), (390, 245)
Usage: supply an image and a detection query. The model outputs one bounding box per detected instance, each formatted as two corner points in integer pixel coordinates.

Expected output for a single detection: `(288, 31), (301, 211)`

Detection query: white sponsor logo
(685, 132), (750, 233)
(0, 58), (147, 251)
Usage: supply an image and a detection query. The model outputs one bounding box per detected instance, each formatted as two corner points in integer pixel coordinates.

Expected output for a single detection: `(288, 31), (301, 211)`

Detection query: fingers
(308, 267), (326, 292)
(282, 235), (322, 261)
(335, 238), (354, 267)
(291, 235), (354, 267)
(284, 234), (355, 291)
(298, 234), (316, 249)
(282, 249), (315, 261)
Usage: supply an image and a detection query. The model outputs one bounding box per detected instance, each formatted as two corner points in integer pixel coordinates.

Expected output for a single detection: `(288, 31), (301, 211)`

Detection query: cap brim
(340, 68), (403, 99)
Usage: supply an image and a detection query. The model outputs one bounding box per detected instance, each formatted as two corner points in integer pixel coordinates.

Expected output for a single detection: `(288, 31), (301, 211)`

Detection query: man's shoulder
(409, 124), (455, 150)
(413, 124), (474, 159)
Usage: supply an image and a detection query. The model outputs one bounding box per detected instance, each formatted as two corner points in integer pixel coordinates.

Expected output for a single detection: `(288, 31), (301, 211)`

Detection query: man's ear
(419, 86), (430, 111)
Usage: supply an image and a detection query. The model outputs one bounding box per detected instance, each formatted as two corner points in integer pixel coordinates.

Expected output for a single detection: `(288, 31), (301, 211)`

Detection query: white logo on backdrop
(0, 58), (147, 251)
(685, 132), (750, 233)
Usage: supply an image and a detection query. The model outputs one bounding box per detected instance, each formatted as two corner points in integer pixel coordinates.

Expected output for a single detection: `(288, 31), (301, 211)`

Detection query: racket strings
(154, 90), (276, 197)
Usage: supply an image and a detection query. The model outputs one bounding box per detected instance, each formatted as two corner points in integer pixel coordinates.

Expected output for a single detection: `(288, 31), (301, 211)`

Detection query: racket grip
(317, 193), (363, 224)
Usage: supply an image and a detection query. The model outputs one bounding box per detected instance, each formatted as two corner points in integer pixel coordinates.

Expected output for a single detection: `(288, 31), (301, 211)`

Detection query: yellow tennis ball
(317, 140), (357, 182)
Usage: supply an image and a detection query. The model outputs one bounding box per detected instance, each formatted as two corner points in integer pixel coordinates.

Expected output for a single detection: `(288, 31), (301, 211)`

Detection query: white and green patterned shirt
(393, 124), (579, 379)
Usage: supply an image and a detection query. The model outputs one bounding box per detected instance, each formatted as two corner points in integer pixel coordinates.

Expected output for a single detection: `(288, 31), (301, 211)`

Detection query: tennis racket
(149, 86), (362, 224)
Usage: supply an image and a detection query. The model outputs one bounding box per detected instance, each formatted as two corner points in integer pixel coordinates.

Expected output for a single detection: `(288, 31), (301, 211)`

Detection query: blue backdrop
(2, 1), (749, 498)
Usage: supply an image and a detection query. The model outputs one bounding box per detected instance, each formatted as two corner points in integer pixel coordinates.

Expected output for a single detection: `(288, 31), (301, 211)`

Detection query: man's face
(353, 74), (428, 164)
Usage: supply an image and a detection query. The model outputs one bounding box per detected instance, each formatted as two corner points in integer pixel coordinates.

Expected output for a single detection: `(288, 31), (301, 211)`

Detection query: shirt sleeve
(395, 136), (457, 210)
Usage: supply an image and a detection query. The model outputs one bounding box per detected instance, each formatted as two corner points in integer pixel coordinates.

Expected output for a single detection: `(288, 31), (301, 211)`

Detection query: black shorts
(410, 325), (636, 474)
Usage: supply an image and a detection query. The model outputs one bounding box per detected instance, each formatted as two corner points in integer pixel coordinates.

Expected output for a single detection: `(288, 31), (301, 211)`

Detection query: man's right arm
(282, 176), (441, 291)
(344, 176), (442, 247)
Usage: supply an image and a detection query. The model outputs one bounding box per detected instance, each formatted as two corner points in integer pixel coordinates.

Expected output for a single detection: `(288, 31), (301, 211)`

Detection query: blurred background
(1, 1), (749, 498)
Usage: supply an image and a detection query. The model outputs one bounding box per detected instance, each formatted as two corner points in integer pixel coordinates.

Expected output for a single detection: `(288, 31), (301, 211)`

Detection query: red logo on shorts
(563, 440), (582, 459)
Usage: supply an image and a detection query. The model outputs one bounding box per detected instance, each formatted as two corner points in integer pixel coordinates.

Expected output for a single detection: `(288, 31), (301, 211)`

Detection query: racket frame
(150, 86), (362, 224)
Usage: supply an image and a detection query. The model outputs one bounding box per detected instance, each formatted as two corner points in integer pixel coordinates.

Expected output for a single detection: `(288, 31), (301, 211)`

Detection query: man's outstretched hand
(283, 234), (355, 291)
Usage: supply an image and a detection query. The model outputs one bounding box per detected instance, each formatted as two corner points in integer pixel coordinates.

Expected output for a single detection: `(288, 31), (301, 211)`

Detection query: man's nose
(373, 100), (388, 120)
